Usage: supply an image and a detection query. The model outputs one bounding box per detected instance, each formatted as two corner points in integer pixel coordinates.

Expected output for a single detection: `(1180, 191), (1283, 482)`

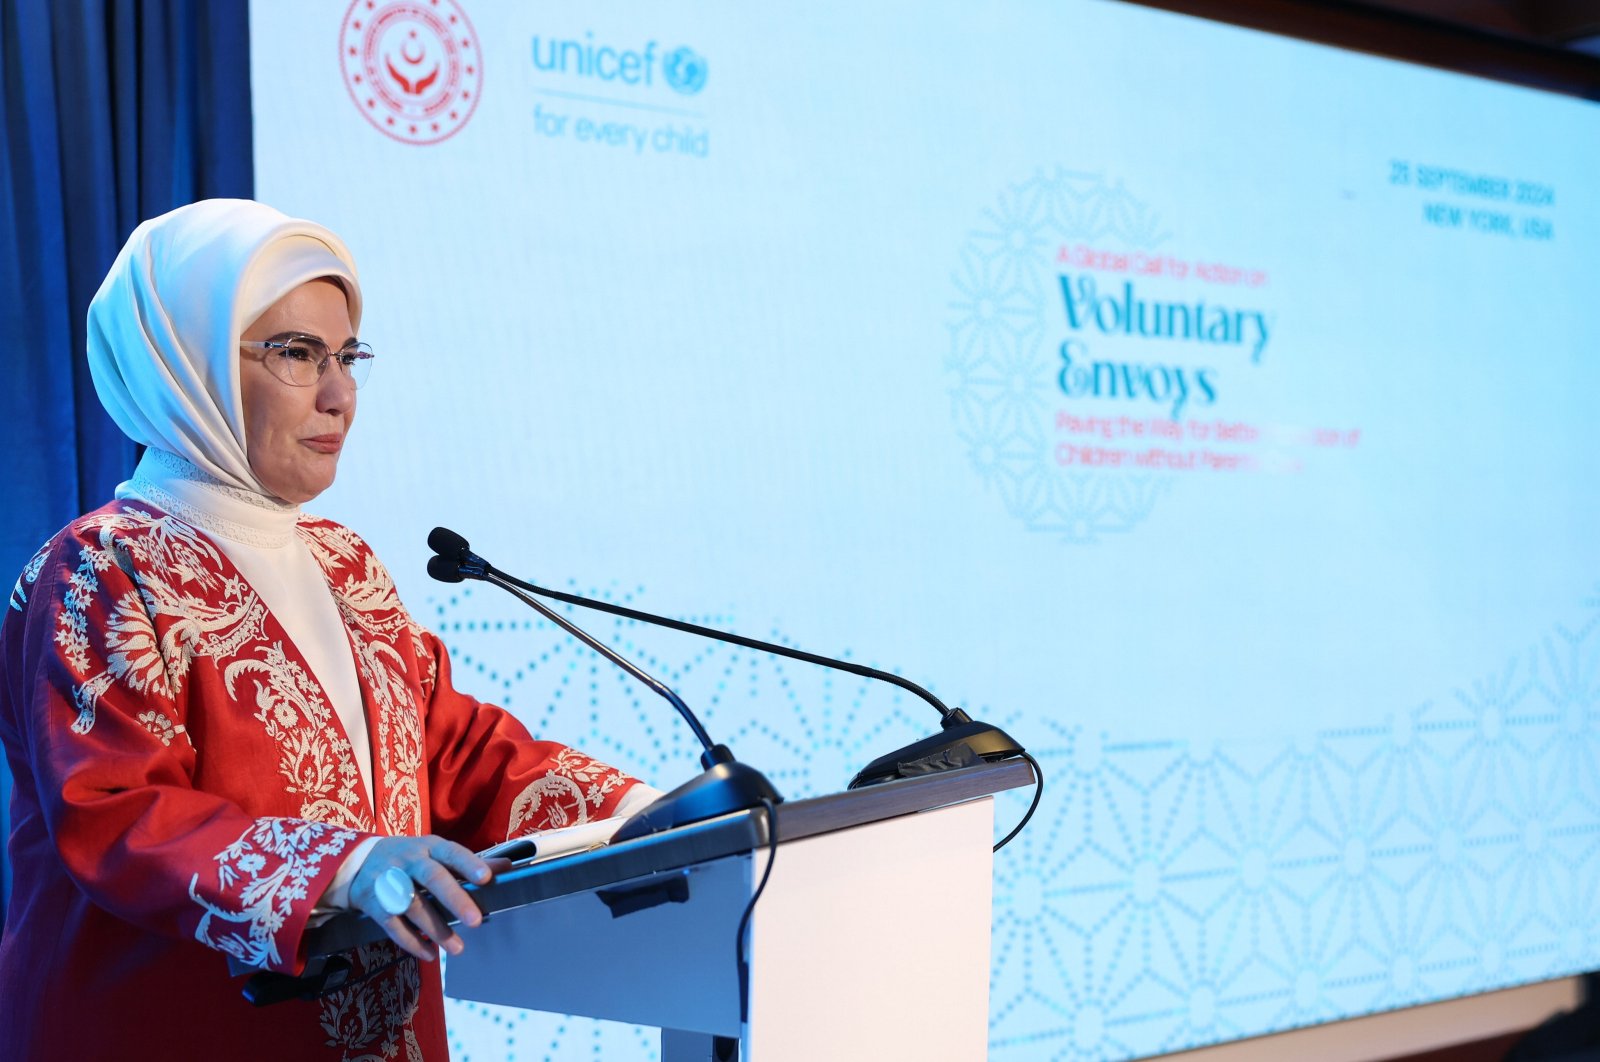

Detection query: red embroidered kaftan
(0, 500), (643, 1060)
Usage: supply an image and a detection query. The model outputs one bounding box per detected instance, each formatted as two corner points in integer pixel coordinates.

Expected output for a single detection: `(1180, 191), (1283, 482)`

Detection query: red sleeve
(416, 627), (644, 850)
(2, 515), (375, 975)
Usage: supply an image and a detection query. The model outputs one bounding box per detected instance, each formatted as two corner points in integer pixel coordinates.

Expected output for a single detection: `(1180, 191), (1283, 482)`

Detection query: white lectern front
(300, 759), (1033, 1060)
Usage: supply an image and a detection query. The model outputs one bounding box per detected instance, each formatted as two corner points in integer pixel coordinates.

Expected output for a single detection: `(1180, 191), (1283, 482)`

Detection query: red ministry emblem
(340, 0), (482, 145)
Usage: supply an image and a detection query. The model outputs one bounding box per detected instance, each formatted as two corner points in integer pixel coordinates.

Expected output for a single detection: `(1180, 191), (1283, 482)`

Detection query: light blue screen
(251, 1), (1600, 1058)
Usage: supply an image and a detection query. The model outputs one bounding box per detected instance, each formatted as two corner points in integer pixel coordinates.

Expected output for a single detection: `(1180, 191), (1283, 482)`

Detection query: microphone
(427, 527), (485, 581)
(426, 554), (465, 583)
(425, 527), (781, 843)
(427, 527), (1023, 789)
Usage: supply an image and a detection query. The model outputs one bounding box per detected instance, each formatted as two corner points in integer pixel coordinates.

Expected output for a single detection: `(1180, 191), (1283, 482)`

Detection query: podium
(302, 758), (1034, 1060)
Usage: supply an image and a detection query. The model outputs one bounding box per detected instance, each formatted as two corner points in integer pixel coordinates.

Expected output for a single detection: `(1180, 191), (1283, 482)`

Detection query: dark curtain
(0, 0), (253, 928)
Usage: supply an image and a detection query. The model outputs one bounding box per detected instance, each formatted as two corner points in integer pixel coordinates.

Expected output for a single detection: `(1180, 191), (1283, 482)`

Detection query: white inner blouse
(116, 447), (375, 807)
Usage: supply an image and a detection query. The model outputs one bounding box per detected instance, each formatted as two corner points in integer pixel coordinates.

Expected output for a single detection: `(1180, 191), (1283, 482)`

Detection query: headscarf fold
(88, 199), (363, 495)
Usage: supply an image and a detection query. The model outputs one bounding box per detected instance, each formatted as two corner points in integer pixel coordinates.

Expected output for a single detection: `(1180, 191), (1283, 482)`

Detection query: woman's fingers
(429, 839), (495, 889)
(408, 850), (486, 931)
(400, 891), (463, 956)
(351, 834), (506, 959)
(381, 912), (440, 962)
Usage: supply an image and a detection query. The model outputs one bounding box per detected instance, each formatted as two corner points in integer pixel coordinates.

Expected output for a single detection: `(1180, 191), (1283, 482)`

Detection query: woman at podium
(0, 199), (658, 1060)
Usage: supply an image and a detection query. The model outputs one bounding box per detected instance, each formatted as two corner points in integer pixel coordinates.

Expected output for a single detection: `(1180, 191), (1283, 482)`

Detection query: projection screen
(250, 1), (1600, 1057)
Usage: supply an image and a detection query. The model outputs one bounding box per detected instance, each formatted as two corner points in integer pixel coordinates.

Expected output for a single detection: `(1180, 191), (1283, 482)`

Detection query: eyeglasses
(240, 335), (375, 389)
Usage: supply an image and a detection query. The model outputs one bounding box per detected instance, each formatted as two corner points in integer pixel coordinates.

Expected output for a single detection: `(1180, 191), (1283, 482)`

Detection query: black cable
(735, 797), (780, 1021)
(993, 751), (1043, 853)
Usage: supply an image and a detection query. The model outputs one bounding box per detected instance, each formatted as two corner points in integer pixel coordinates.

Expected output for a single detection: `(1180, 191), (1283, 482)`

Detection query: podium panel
(446, 855), (752, 1036)
(744, 795), (993, 1060)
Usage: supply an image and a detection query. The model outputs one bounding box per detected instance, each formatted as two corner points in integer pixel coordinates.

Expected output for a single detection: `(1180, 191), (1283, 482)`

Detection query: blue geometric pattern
(988, 595), (1600, 1059)
(947, 170), (1173, 542)
(432, 580), (1600, 1060)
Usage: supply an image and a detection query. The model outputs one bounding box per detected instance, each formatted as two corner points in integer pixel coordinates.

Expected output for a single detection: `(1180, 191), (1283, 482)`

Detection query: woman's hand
(347, 835), (504, 961)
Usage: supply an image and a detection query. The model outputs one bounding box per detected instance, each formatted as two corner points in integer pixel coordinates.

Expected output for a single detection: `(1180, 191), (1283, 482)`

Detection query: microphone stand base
(848, 719), (1025, 789)
(612, 760), (783, 844)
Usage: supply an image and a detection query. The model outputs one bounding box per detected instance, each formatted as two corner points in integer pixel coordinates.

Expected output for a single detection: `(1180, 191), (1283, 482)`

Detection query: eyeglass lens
(268, 337), (373, 388)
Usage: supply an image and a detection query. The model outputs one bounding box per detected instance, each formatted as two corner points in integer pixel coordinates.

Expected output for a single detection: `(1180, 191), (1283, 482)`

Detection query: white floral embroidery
(54, 507), (377, 833)
(135, 709), (187, 747)
(70, 674), (114, 735)
(352, 633), (425, 836)
(317, 941), (423, 1060)
(408, 621), (437, 696)
(507, 773), (587, 835)
(189, 817), (356, 970)
(505, 747), (632, 839)
(105, 591), (174, 696)
(54, 545), (100, 677)
(10, 540), (52, 611)
(302, 522), (425, 836)
(53, 509), (263, 734)
(223, 641), (367, 830)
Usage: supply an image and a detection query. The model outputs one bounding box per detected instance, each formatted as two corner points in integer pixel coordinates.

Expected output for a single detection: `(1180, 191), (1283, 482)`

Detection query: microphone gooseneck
(427, 527), (781, 841)
(426, 526), (1025, 790)
(481, 567), (719, 756)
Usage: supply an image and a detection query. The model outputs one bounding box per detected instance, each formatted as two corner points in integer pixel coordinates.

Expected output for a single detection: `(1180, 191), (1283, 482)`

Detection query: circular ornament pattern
(341, 0), (483, 146)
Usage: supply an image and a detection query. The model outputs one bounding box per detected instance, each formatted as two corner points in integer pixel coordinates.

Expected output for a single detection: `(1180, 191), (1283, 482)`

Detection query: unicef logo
(663, 46), (708, 94)
(947, 170), (1172, 543)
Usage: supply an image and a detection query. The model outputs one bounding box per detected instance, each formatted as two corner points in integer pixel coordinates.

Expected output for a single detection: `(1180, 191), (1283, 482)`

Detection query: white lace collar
(115, 448), (302, 549)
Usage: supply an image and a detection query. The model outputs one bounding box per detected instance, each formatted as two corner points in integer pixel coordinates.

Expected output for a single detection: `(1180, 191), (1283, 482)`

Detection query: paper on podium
(478, 816), (628, 865)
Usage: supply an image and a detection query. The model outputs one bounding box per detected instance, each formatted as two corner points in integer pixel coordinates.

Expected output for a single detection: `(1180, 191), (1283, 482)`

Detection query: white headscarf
(87, 199), (363, 496)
